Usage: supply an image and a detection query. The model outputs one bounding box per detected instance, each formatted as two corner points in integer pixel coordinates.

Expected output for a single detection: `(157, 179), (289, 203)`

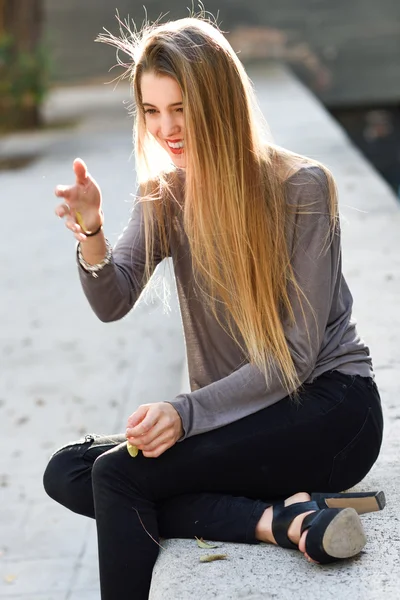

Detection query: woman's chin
(172, 155), (186, 168)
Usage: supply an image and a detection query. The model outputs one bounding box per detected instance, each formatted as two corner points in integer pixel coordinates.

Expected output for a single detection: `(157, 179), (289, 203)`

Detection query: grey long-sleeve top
(78, 165), (373, 439)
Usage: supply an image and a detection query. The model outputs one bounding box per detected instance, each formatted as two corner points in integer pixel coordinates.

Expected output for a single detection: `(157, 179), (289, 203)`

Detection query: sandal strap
(272, 501), (320, 550)
(301, 510), (322, 535)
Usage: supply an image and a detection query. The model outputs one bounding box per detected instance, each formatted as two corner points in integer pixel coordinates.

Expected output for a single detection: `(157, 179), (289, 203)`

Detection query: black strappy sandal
(311, 491), (386, 514)
(272, 501), (367, 564)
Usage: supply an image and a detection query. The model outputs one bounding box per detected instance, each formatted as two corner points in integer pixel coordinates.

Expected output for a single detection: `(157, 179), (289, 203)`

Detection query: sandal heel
(271, 501), (367, 564)
(302, 507), (367, 564)
(311, 491), (386, 514)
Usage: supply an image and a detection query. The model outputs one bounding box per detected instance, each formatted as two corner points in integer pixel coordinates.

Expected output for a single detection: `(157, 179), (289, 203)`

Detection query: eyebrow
(142, 102), (183, 108)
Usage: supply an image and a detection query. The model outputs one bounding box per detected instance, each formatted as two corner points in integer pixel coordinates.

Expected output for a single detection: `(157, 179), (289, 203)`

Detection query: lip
(165, 139), (183, 143)
(166, 143), (184, 157)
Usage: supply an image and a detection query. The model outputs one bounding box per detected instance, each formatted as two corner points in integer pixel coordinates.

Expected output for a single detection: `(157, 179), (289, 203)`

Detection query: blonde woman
(43, 13), (385, 600)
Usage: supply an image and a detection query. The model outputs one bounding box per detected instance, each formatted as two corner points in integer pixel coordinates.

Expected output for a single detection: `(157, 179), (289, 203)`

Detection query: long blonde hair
(98, 9), (338, 394)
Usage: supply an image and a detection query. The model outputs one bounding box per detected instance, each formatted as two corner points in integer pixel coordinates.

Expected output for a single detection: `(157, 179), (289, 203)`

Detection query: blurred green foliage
(0, 33), (50, 131)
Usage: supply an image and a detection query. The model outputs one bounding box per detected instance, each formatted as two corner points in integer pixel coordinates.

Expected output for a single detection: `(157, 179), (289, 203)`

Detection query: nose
(159, 113), (181, 139)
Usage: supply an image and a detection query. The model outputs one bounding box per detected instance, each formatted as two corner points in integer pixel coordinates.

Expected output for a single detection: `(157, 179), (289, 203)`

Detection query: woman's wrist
(78, 215), (109, 269)
(78, 237), (112, 277)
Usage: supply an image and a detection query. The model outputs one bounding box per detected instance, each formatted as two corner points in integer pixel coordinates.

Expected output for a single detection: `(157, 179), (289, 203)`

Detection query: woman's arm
(78, 199), (166, 322)
(168, 167), (339, 439)
(55, 158), (166, 323)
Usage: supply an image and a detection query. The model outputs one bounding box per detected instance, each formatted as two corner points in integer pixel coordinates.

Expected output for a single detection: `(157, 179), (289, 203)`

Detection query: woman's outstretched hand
(126, 403), (184, 458)
(55, 158), (103, 242)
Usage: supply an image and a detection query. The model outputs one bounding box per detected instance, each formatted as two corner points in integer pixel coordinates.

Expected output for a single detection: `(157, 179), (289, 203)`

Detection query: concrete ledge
(149, 63), (400, 600)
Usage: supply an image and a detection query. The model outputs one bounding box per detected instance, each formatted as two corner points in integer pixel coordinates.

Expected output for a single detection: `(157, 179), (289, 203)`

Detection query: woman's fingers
(127, 421), (161, 447)
(65, 217), (89, 241)
(132, 411), (159, 436)
(55, 204), (66, 218)
(142, 441), (173, 458)
(126, 405), (150, 430)
(138, 433), (174, 454)
(54, 160), (102, 243)
(55, 201), (74, 229)
(55, 185), (71, 200)
(64, 215), (78, 232)
(54, 202), (85, 241)
(55, 184), (81, 213)
(73, 157), (89, 185)
(55, 159), (101, 216)
(125, 403), (181, 457)
(73, 231), (88, 243)
(55, 202), (72, 218)
(126, 403), (182, 451)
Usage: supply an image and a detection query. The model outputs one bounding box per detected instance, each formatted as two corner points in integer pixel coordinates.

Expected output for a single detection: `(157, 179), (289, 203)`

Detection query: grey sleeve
(78, 199), (166, 322)
(168, 167), (338, 439)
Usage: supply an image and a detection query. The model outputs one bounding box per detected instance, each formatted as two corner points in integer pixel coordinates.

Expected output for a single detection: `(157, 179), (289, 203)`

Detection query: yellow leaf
(195, 536), (219, 549)
(76, 211), (86, 231)
(127, 442), (139, 457)
(199, 554), (227, 563)
(4, 574), (17, 583)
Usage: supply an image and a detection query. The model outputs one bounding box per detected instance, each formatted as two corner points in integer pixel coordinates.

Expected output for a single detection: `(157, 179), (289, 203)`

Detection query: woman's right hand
(55, 158), (103, 243)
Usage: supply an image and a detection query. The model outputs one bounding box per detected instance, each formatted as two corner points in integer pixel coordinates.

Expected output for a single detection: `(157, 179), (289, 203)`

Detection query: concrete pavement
(1, 64), (399, 599)
(0, 81), (185, 598)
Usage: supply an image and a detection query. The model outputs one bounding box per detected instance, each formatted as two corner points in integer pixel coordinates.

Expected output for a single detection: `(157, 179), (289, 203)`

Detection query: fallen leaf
(127, 442), (139, 457)
(195, 537), (219, 549)
(4, 574), (17, 583)
(199, 554), (227, 563)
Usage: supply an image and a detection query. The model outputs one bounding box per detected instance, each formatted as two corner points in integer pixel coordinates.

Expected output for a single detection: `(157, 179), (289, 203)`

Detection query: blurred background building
(1, 0), (400, 196)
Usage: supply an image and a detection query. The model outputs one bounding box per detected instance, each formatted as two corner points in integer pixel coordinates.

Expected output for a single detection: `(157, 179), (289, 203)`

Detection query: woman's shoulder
(285, 163), (330, 191)
(266, 148), (339, 247)
(265, 144), (334, 203)
(283, 162), (335, 214)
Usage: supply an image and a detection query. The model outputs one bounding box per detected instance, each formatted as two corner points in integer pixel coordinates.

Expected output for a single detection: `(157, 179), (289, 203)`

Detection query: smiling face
(140, 72), (186, 168)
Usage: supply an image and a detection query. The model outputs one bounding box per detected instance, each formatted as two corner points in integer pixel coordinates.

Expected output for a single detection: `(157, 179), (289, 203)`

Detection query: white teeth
(167, 141), (184, 149)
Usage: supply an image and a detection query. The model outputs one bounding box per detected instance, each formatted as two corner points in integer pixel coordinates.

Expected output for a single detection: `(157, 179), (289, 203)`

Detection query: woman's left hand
(126, 402), (184, 458)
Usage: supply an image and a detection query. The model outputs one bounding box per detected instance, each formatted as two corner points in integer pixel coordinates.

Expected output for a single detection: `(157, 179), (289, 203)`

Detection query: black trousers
(43, 371), (383, 600)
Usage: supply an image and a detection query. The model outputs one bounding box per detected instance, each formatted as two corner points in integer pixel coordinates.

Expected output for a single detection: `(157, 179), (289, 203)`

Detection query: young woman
(43, 13), (385, 600)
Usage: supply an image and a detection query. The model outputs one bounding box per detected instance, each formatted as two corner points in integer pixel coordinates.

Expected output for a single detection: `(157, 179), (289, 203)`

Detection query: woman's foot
(255, 492), (318, 563)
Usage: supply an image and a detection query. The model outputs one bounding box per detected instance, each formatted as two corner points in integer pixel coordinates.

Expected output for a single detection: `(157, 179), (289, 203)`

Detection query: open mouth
(166, 140), (184, 155)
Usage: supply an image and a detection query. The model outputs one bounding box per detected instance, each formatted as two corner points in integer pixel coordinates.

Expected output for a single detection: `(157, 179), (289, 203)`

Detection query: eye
(143, 109), (157, 115)
(176, 107), (184, 113)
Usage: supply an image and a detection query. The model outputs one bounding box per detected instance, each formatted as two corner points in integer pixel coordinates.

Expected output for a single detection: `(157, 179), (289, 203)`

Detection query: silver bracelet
(77, 238), (112, 278)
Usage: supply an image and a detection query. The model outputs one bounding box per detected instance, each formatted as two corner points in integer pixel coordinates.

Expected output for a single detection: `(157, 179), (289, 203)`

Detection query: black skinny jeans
(43, 371), (383, 600)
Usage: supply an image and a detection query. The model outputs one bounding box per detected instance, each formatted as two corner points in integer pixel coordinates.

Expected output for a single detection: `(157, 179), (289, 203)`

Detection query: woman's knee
(43, 444), (94, 517)
(91, 445), (124, 488)
(91, 444), (147, 498)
